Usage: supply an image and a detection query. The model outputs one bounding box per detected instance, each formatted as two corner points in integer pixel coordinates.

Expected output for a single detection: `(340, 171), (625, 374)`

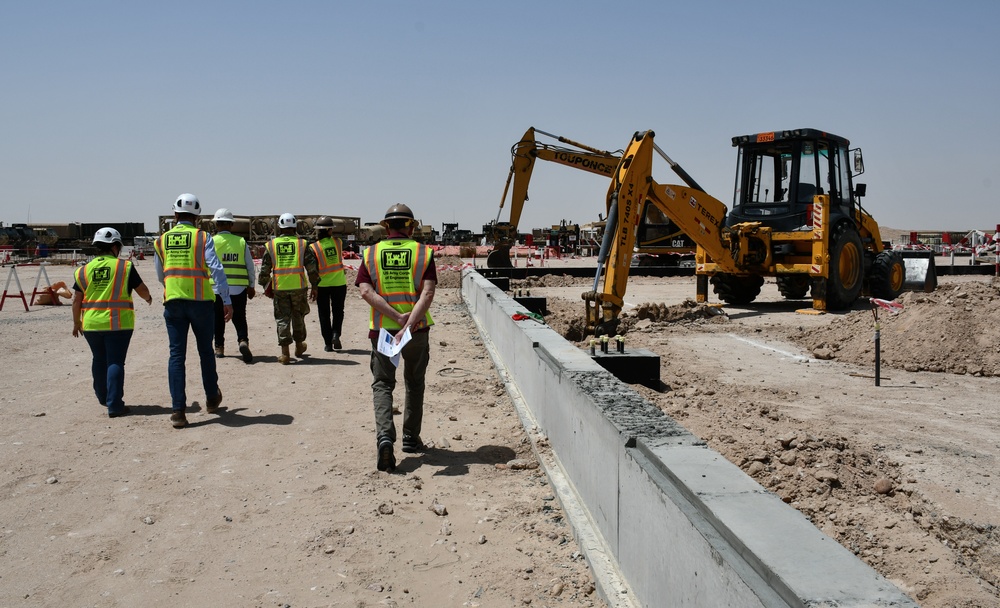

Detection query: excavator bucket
(486, 245), (513, 268)
(898, 250), (937, 293)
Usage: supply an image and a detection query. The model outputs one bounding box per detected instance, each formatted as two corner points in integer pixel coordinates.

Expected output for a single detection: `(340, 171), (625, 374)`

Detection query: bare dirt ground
(0, 259), (605, 608)
(514, 262), (1000, 608)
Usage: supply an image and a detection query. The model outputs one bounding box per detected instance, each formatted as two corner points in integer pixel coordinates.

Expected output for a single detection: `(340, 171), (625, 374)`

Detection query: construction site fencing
(0, 247), (91, 267)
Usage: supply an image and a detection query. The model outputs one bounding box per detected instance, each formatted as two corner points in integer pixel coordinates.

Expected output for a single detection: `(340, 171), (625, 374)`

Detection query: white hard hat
(92, 227), (123, 245)
(213, 208), (235, 222)
(173, 193), (201, 215)
(278, 213), (297, 229)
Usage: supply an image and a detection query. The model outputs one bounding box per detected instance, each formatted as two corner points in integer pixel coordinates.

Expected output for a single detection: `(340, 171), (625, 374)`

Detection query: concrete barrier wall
(461, 270), (918, 608)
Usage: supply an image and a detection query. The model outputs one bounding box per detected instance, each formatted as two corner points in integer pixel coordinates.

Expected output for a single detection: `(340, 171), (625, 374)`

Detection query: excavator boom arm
(497, 127), (621, 232)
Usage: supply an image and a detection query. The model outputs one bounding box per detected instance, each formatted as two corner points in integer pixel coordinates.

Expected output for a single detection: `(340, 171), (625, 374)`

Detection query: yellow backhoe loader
(584, 129), (916, 336)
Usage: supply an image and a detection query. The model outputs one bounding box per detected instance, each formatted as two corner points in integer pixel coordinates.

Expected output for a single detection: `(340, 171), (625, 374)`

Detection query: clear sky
(2, 1), (998, 235)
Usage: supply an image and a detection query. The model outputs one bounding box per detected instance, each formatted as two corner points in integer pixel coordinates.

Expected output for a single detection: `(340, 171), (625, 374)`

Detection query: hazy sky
(3, 1), (998, 234)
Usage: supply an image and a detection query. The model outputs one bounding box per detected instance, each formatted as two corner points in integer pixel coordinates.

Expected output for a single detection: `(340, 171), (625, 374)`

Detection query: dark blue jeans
(164, 299), (219, 412)
(84, 329), (133, 415)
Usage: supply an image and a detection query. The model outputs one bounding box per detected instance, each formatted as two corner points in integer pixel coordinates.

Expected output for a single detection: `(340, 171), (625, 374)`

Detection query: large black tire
(869, 251), (905, 300)
(826, 224), (864, 310)
(776, 275), (810, 300)
(710, 274), (765, 305)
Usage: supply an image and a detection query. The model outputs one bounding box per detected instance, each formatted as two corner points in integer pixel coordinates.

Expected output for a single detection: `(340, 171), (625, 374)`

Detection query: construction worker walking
(71, 227), (153, 418)
(258, 213), (320, 364)
(356, 204), (437, 472)
(211, 208), (256, 363)
(311, 216), (348, 351)
(154, 193), (232, 429)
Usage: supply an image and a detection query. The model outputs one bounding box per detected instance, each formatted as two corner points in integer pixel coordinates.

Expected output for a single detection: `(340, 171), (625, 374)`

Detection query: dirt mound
(514, 275), (581, 289)
(434, 255), (468, 289)
(633, 300), (729, 324)
(789, 278), (1000, 376)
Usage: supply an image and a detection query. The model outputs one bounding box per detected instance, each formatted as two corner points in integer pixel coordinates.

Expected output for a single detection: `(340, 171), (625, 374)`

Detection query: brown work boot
(278, 344), (291, 365)
(214, 345), (224, 358)
(294, 341), (307, 357)
(170, 411), (188, 429)
(206, 388), (223, 414)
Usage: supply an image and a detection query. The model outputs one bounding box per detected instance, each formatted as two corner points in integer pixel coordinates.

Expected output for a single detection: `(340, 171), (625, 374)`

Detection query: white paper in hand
(376, 327), (412, 367)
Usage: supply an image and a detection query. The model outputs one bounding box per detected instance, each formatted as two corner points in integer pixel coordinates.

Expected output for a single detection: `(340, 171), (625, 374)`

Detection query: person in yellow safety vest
(311, 216), (348, 351)
(356, 203), (437, 473)
(257, 212), (320, 364)
(211, 208), (257, 363)
(72, 227), (153, 418)
(154, 193), (232, 429)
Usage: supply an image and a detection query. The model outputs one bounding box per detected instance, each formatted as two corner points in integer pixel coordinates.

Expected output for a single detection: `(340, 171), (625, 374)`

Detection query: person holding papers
(355, 204), (437, 473)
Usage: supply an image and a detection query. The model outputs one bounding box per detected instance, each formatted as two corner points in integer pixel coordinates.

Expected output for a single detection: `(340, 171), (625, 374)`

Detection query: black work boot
(376, 439), (395, 472)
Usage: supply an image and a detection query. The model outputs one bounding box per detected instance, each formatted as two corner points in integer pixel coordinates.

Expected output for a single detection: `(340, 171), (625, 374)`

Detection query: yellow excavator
(488, 127), (699, 268)
(486, 128), (623, 267)
(584, 129), (910, 336)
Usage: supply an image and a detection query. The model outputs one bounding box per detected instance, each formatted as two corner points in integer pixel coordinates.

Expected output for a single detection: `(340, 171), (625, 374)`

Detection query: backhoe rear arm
(585, 131), (734, 333)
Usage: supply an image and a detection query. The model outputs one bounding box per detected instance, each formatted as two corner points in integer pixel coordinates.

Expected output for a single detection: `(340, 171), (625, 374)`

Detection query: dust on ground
(0, 260), (605, 608)
(521, 272), (1000, 608)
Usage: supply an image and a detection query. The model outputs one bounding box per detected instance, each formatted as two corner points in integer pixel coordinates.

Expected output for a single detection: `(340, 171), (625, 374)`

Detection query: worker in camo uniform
(258, 213), (320, 364)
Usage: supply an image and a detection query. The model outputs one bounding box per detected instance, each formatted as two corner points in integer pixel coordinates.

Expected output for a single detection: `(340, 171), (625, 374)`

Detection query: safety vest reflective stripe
(155, 225), (213, 301)
(76, 266), (89, 291)
(81, 299), (132, 308)
(77, 257), (134, 331)
(266, 237), (307, 290)
(163, 268), (209, 278)
(311, 238), (346, 287)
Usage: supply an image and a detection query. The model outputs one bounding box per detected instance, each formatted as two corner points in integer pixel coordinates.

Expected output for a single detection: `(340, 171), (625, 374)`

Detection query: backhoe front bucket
(486, 245), (513, 268)
(898, 251), (937, 293)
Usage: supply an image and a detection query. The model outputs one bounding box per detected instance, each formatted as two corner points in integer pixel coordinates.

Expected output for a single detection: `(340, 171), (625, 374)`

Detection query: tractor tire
(869, 251), (905, 300)
(776, 275), (810, 300)
(710, 274), (765, 305)
(826, 223), (864, 310)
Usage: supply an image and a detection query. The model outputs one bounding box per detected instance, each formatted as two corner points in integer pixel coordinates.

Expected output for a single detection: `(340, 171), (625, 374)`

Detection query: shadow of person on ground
(392, 444), (517, 476)
(179, 407), (294, 428)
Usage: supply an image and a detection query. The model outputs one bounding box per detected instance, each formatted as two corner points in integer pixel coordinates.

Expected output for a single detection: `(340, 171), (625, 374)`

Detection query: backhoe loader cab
(728, 129), (861, 233)
(583, 128), (912, 336)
